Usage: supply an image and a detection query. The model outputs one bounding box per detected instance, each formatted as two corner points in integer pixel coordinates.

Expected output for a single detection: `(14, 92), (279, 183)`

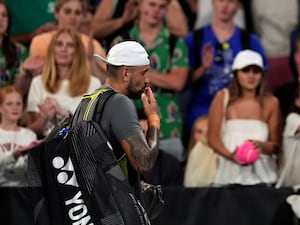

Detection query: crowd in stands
(1, 0), (300, 194)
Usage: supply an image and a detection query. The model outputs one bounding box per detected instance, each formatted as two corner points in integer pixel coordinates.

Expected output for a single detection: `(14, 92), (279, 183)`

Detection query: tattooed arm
(121, 128), (159, 173)
(120, 87), (160, 173)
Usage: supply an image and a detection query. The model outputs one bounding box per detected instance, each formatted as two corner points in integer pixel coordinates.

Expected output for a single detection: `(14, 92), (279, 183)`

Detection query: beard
(127, 80), (146, 99)
(127, 88), (143, 99)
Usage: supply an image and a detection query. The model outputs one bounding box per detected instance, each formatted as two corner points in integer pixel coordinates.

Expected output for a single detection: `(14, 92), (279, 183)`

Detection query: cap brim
(93, 54), (112, 65)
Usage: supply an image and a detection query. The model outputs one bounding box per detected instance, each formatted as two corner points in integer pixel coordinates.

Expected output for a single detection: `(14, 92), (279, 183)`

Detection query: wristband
(147, 114), (160, 129)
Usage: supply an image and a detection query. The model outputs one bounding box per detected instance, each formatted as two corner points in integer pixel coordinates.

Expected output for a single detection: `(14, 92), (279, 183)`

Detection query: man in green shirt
(113, 0), (189, 162)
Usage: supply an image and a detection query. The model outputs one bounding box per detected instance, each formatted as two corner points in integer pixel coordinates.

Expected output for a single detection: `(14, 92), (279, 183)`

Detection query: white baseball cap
(232, 49), (263, 70)
(93, 41), (150, 66)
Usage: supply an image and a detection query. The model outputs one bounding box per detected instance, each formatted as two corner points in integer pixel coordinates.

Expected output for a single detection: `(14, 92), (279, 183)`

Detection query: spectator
(275, 34), (300, 121)
(78, 0), (102, 35)
(26, 28), (100, 138)
(0, 85), (37, 187)
(183, 0), (268, 140)
(91, 0), (188, 50)
(276, 84), (300, 188)
(29, 0), (107, 84)
(207, 50), (281, 186)
(194, 0), (246, 30)
(184, 114), (218, 187)
(113, 0), (189, 162)
(0, 1), (28, 89)
(7, 0), (56, 48)
(187, 114), (208, 153)
(251, 0), (298, 93)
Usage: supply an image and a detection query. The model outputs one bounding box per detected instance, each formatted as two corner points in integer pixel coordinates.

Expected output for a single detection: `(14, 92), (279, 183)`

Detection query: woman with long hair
(26, 27), (100, 137)
(29, 0), (107, 83)
(0, 1), (27, 88)
(207, 50), (282, 186)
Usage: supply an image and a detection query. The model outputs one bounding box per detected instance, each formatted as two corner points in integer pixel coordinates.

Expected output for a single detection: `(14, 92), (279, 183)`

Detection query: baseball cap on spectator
(232, 50), (263, 70)
(93, 41), (150, 66)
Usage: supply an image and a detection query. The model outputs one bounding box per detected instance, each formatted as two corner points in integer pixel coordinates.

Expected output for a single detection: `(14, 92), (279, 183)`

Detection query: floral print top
(0, 42), (27, 88)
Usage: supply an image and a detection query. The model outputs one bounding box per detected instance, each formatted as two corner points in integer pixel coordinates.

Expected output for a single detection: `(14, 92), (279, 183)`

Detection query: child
(184, 115), (218, 187)
(0, 85), (37, 186)
(187, 115), (208, 153)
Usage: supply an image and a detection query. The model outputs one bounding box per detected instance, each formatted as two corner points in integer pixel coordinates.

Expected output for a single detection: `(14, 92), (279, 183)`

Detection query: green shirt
(115, 26), (189, 138)
(0, 42), (28, 88)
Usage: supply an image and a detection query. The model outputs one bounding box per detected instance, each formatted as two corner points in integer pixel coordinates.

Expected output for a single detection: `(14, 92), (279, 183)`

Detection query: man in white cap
(27, 41), (160, 225)
(93, 40), (160, 181)
(112, 0), (189, 162)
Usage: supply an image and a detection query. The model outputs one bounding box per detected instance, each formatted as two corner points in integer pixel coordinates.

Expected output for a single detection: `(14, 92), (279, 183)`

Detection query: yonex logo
(52, 156), (78, 187)
(53, 156), (93, 224)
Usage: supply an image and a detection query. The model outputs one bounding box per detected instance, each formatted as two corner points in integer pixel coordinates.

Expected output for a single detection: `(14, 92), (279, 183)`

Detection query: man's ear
(121, 67), (130, 82)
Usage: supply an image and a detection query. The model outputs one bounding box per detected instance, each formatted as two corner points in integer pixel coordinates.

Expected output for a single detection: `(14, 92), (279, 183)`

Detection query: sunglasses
(214, 42), (230, 64)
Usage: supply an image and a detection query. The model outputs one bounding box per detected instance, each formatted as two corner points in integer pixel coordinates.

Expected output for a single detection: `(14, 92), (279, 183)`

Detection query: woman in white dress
(207, 50), (282, 186)
(0, 85), (37, 186)
(26, 28), (100, 138)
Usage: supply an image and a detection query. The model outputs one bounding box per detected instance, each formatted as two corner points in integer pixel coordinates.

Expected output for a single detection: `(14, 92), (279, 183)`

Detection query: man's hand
(201, 42), (214, 70)
(141, 87), (160, 129)
(141, 87), (159, 116)
(122, 0), (138, 24)
(22, 55), (45, 76)
(87, 31), (94, 60)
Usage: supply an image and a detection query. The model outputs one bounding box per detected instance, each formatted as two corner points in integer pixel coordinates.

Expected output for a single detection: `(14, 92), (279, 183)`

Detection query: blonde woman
(29, 0), (106, 83)
(26, 28), (100, 137)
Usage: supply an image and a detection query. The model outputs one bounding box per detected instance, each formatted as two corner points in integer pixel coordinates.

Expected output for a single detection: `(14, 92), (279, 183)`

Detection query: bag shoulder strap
(222, 88), (229, 130)
(169, 33), (178, 58)
(71, 88), (115, 128)
(83, 88), (115, 121)
(223, 88), (229, 109)
(240, 28), (251, 49)
(193, 28), (204, 69)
